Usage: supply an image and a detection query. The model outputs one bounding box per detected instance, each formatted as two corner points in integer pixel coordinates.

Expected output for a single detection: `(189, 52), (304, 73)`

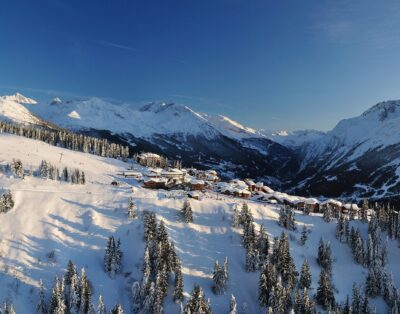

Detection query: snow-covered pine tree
(97, 295), (106, 314)
(173, 265), (184, 302)
(10, 158), (24, 178)
(144, 212), (157, 243)
(181, 199), (193, 223)
(212, 259), (227, 295)
(232, 206), (240, 228)
(323, 205), (333, 223)
(36, 279), (47, 314)
(131, 281), (141, 313)
(316, 269), (335, 310)
(258, 262), (278, 308)
(300, 225), (308, 246)
(49, 275), (67, 314)
(245, 243), (258, 272)
(143, 282), (156, 314)
(299, 259), (312, 289)
(104, 236), (123, 278)
(258, 225), (269, 262)
(301, 288), (315, 314)
(110, 304), (124, 314)
(229, 294), (237, 314)
(127, 197), (137, 219)
(185, 284), (212, 314)
(0, 190), (14, 213)
(365, 266), (382, 298)
(141, 245), (151, 298)
(80, 268), (92, 314)
(361, 199), (369, 223)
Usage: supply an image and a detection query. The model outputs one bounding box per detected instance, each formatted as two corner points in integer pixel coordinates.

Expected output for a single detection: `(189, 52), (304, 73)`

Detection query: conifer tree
(185, 284), (212, 314)
(229, 294), (237, 314)
(173, 266), (184, 302)
(182, 199), (193, 223)
(97, 295), (106, 314)
(299, 259), (312, 289)
(131, 281), (141, 313)
(110, 304), (124, 314)
(36, 279), (47, 314)
(143, 282), (156, 314)
(232, 206), (240, 228)
(300, 225), (308, 245)
(127, 197), (137, 219)
(80, 268), (92, 314)
(49, 275), (66, 314)
(259, 262), (278, 308)
(316, 269), (335, 310)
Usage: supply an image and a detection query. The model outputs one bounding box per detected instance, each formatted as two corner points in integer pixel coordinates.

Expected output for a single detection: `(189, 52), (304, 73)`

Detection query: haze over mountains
(1, 93), (400, 200)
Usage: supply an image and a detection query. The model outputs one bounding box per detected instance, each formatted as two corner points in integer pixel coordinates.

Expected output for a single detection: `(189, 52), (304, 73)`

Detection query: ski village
(0, 110), (400, 314)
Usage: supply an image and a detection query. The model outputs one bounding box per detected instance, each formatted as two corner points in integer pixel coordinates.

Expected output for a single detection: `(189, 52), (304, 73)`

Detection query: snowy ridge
(27, 97), (264, 140)
(0, 94), (42, 125)
(261, 129), (326, 149)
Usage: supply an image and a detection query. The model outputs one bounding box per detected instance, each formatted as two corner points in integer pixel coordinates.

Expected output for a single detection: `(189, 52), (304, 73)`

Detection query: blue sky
(1, 0), (400, 131)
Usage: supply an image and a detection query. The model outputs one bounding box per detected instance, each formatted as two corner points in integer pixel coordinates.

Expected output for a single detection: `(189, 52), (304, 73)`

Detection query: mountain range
(1, 92), (399, 200)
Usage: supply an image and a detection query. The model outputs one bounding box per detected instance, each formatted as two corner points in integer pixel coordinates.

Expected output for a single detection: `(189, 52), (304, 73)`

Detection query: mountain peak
(2, 93), (37, 105)
(362, 100), (400, 121)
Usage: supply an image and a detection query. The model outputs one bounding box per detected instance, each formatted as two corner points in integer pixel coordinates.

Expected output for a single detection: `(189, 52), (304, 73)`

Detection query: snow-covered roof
(139, 152), (161, 159)
(343, 203), (360, 210)
(245, 179), (256, 186)
(161, 168), (184, 176)
(190, 179), (205, 185)
(256, 182), (264, 187)
(321, 199), (342, 207)
(262, 185), (274, 194)
(144, 177), (168, 183)
(305, 198), (319, 205)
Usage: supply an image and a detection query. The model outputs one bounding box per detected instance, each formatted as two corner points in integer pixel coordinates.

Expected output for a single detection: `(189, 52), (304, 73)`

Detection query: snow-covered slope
(0, 133), (399, 313)
(261, 129), (326, 149)
(292, 100), (400, 198)
(28, 98), (263, 140)
(0, 94), (44, 125)
(23, 96), (298, 183)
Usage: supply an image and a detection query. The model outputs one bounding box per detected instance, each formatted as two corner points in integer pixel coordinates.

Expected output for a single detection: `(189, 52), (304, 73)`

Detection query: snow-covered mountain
(261, 129), (326, 149)
(292, 100), (400, 198)
(0, 94), (48, 126)
(16, 95), (299, 184)
(5, 92), (400, 199)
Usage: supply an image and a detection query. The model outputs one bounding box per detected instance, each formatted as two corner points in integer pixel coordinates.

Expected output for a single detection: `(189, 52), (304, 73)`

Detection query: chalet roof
(321, 199), (343, 206)
(139, 152), (161, 159)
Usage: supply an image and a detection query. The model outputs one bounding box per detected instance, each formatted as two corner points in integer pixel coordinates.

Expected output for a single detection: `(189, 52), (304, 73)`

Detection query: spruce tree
(97, 295), (106, 314)
(131, 281), (141, 313)
(185, 284), (212, 314)
(300, 225), (308, 245)
(127, 197), (137, 219)
(36, 279), (47, 314)
(182, 199), (193, 223)
(173, 266), (184, 302)
(316, 269), (335, 310)
(229, 294), (237, 314)
(299, 259), (312, 289)
(110, 304), (124, 314)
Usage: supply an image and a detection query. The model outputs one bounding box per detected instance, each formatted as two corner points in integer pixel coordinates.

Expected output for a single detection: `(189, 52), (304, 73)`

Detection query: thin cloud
(93, 39), (138, 52)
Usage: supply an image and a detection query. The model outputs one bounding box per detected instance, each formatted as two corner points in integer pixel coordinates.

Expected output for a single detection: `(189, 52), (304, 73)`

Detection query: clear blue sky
(1, 0), (400, 131)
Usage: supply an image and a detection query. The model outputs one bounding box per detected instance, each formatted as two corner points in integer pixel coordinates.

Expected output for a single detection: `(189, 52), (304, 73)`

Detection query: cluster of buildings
(120, 152), (361, 214)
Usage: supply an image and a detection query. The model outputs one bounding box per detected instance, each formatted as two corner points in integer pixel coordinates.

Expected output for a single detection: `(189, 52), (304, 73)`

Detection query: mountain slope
(1, 133), (399, 313)
(25, 96), (299, 184)
(292, 100), (400, 198)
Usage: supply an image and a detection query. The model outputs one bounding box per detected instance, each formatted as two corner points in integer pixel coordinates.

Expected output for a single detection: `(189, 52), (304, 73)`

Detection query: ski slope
(0, 133), (399, 313)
